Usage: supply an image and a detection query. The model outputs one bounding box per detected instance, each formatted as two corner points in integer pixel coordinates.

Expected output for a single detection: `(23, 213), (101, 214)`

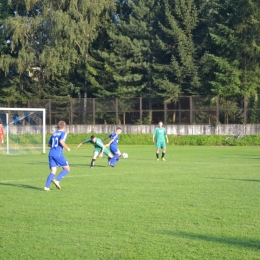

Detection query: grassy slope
(0, 146), (260, 259)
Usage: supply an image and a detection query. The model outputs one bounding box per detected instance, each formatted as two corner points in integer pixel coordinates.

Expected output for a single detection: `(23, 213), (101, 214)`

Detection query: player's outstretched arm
(102, 135), (110, 142)
(60, 139), (70, 151)
(76, 142), (83, 149)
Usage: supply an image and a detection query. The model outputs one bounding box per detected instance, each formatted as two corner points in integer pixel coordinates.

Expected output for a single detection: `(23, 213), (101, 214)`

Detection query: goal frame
(0, 107), (46, 154)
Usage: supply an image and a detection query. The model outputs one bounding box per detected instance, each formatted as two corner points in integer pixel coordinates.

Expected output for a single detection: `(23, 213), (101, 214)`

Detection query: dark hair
(57, 121), (66, 129)
(91, 135), (96, 139)
(116, 127), (122, 130)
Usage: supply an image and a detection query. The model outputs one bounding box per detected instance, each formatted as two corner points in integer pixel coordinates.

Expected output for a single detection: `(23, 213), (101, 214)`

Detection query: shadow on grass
(158, 230), (260, 250)
(0, 182), (42, 190)
(70, 164), (107, 168)
(207, 177), (260, 182)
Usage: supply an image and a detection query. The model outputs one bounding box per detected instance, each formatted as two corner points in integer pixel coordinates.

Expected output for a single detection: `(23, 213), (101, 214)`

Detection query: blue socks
(56, 169), (69, 181)
(45, 173), (55, 188)
(45, 170), (70, 188)
(110, 154), (119, 166)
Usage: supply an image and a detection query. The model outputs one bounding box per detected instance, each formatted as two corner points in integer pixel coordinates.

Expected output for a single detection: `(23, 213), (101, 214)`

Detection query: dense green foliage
(46, 133), (260, 146)
(1, 146), (260, 259)
(0, 0), (260, 102)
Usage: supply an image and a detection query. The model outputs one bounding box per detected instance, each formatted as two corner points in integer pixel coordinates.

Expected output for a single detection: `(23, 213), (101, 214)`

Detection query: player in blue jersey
(44, 121), (70, 191)
(103, 127), (122, 156)
(76, 135), (118, 168)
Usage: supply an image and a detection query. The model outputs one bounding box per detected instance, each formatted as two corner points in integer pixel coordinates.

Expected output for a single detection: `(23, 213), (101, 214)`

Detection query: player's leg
(44, 157), (57, 190)
(161, 143), (166, 161)
(109, 146), (120, 166)
(156, 145), (160, 161)
(90, 150), (99, 168)
(52, 156), (70, 189)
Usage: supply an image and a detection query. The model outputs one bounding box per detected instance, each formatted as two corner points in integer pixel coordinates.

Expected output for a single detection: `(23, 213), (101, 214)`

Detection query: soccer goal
(0, 108), (46, 155)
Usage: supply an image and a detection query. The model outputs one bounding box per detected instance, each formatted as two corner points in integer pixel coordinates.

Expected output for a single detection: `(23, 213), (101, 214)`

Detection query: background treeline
(0, 0), (260, 104)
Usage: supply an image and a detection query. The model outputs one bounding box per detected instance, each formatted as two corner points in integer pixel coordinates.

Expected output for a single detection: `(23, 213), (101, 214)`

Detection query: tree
(201, 0), (260, 98)
(154, 0), (200, 101)
(0, 0), (115, 102)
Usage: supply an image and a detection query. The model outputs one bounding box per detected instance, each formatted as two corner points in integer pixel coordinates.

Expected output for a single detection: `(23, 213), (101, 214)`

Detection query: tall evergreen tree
(154, 0), (200, 101)
(201, 0), (260, 98)
(97, 0), (162, 98)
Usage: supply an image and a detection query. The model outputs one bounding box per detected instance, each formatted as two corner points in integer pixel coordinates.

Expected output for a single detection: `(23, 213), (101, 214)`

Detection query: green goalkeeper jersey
(153, 127), (167, 143)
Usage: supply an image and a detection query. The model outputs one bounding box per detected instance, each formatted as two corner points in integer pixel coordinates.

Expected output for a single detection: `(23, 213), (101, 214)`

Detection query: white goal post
(0, 108), (46, 154)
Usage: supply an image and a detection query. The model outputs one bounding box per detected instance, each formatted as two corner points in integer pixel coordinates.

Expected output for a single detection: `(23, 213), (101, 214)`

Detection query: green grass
(0, 146), (260, 259)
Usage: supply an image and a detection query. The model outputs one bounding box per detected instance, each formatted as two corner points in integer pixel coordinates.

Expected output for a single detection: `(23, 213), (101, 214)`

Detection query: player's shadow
(157, 230), (260, 250)
(70, 164), (107, 167)
(207, 177), (260, 182)
(0, 182), (42, 190)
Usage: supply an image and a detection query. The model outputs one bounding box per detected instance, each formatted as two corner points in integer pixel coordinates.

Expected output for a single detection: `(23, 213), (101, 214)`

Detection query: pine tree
(97, 0), (162, 98)
(201, 0), (260, 98)
(154, 0), (200, 101)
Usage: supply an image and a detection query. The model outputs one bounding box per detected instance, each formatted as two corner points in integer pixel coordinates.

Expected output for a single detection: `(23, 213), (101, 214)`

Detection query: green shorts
(156, 142), (166, 149)
(94, 147), (110, 156)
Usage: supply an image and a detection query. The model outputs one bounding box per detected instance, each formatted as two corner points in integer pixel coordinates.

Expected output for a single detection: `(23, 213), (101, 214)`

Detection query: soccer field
(1, 145), (260, 259)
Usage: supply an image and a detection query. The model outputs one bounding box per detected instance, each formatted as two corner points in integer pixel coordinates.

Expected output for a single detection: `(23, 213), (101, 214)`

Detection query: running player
(152, 121), (169, 161)
(44, 121), (70, 191)
(0, 123), (4, 148)
(103, 127), (122, 159)
(76, 135), (118, 168)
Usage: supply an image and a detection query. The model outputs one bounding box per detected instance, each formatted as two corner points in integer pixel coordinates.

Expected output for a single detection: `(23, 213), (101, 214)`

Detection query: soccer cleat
(157, 158), (159, 161)
(110, 162), (115, 167)
(44, 187), (50, 191)
(90, 166), (93, 169)
(52, 179), (61, 189)
(162, 158), (166, 161)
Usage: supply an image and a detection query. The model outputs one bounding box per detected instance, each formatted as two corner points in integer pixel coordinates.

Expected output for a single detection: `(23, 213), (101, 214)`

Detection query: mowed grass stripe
(0, 145), (260, 260)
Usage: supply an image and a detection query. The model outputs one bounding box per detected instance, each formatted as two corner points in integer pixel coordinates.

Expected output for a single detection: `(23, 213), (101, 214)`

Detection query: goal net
(0, 108), (46, 155)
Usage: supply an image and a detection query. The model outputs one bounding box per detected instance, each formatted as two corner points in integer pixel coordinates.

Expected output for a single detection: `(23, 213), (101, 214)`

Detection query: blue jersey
(48, 130), (67, 157)
(109, 132), (119, 147)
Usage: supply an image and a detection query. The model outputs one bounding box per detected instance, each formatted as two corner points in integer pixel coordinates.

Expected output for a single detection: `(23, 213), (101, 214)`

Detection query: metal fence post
(116, 98), (119, 124)
(216, 95), (219, 121)
(49, 99), (52, 125)
(70, 98), (73, 125)
(189, 96), (193, 124)
(140, 97), (142, 123)
(244, 95), (247, 124)
(93, 98), (95, 124)
(164, 102), (167, 125)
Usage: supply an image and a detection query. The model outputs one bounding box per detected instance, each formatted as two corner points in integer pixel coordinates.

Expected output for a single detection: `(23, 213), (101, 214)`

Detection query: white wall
(7, 124), (260, 135)
(46, 124), (260, 135)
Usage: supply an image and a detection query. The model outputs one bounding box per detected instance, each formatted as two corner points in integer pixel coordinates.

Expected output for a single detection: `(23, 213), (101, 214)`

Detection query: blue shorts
(110, 145), (120, 155)
(49, 155), (69, 168)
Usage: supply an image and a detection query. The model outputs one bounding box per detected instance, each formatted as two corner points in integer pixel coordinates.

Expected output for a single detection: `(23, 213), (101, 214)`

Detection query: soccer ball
(122, 153), (128, 159)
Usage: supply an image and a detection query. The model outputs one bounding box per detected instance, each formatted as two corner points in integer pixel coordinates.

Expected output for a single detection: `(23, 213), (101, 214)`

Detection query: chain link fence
(0, 96), (258, 125)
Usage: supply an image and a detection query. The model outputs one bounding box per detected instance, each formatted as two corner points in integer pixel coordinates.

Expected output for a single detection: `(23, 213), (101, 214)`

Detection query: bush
(46, 133), (260, 146)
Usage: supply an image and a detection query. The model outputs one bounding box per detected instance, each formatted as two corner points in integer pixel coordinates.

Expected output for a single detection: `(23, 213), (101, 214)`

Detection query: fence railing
(1, 96), (259, 125)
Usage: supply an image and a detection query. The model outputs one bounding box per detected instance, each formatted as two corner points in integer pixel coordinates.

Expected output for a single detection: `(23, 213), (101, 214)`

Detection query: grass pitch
(0, 145), (260, 259)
